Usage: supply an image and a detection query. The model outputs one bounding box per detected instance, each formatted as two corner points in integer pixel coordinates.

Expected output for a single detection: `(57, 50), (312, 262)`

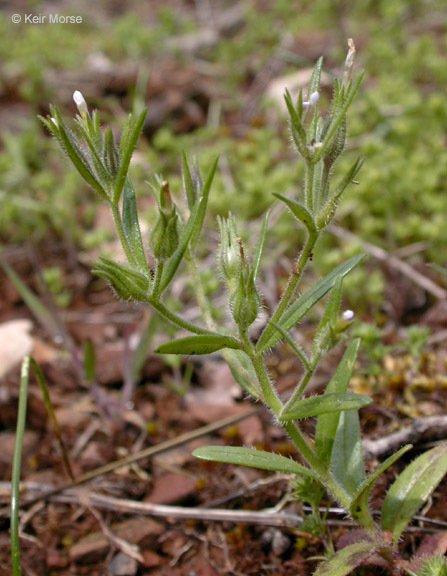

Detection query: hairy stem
(256, 229), (319, 352)
(151, 262), (164, 297)
(250, 354), (353, 512)
(185, 252), (216, 330)
(147, 297), (215, 336)
(282, 369), (313, 414)
(110, 203), (137, 267)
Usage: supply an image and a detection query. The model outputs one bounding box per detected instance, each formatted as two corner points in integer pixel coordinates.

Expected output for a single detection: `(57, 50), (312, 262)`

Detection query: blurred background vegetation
(1, 0), (446, 318)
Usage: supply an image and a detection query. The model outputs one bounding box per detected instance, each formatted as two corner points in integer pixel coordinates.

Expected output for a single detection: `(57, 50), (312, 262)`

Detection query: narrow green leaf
(311, 277), (343, 359)
(273, 193), (316, 232)
(189, 156), (219, 251)
(119, 114), (133, 156)
(29, 358), (73, 480)
(158, 196), (205, 294)
(317, 157), (365, 228)
(182, 151), (196, 209)
(74, 118), (112, 188)
(2, 264), (59, 336)
(308, 57), (323, 99)
(223, 348), (261, 399)
(381, 445), (447, 543)
(350, 445), (412, 525)
(193, 446), (317, 478)
(314, 71), (364, 164)
(113, 108), (147, 204)
(307, 57), (323, 139)
(155, 334), (242, 355)
(313, 541), (384, 576)
(281, 392), (372, 421)
(256, 254), (365, 353)
(284, 90), (307, 152)
(252, 210), (269, 281)
(267, 320), (310, 370)
(50, 109), (108, 201)
(330, 410), (366, 496)
(122, 178), (149, 273)
(315, 339), (361, 465)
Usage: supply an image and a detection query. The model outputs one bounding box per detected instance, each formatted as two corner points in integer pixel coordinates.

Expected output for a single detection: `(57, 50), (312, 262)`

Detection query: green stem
(250, 353), (352, 511)
(151, 262), (164, 298)
(282, 369), (313, 414)
(305, 160), (315, 213)
(110, 203), (137, 267)
(11, 357), (30, 576)
(148, 298), (215, 336)
(256, 229), (318, 352)
(185, 252), (216, 330)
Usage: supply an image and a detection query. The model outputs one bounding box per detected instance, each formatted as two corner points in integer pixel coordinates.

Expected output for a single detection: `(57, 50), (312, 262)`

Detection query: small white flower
(342, 309), (355, 321)
(73, 90), (88, 115)
(309, 91), (320, 105)
(302, 91), (319, 109)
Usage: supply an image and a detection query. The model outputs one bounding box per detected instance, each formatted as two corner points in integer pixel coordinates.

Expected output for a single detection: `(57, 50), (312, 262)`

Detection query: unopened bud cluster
(218, 215), (260, 329)
(149, 180), (180, 263)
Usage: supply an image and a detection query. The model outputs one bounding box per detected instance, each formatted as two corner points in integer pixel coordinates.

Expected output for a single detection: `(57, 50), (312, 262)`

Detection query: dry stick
(20, 407), (262, 510)
(362, 415), (447, 459)
(329, 224), (447, 300)
(53, 490), (305, 528)
(4, 483), (445, 533)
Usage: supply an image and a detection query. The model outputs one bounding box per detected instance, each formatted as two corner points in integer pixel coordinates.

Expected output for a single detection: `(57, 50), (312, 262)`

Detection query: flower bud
(302, 91), (320, 109)
(322, 115), (346, 166)
(217, 214), (241, 293)
(149, 207), (179, 262)
(231, 267), (260, 329)
(73, 90), (88, 116)
(93, 258), (149, 302)
(148, 180), (180, 263)
(342, 309), (354, 321)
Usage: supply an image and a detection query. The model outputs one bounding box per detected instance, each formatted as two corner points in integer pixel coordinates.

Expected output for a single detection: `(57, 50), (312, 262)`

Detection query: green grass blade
(10, 356), (30, 576)
(2, 264), (59, 336)
(29, 358), (74, 480)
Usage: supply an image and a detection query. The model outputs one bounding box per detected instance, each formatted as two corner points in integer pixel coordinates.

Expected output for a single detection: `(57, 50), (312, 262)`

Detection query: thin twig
(16, 407), (262, 511)
(329, 224), (447, 300)
(362, 416), (447, 459)
(51, 490), (304, 528)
